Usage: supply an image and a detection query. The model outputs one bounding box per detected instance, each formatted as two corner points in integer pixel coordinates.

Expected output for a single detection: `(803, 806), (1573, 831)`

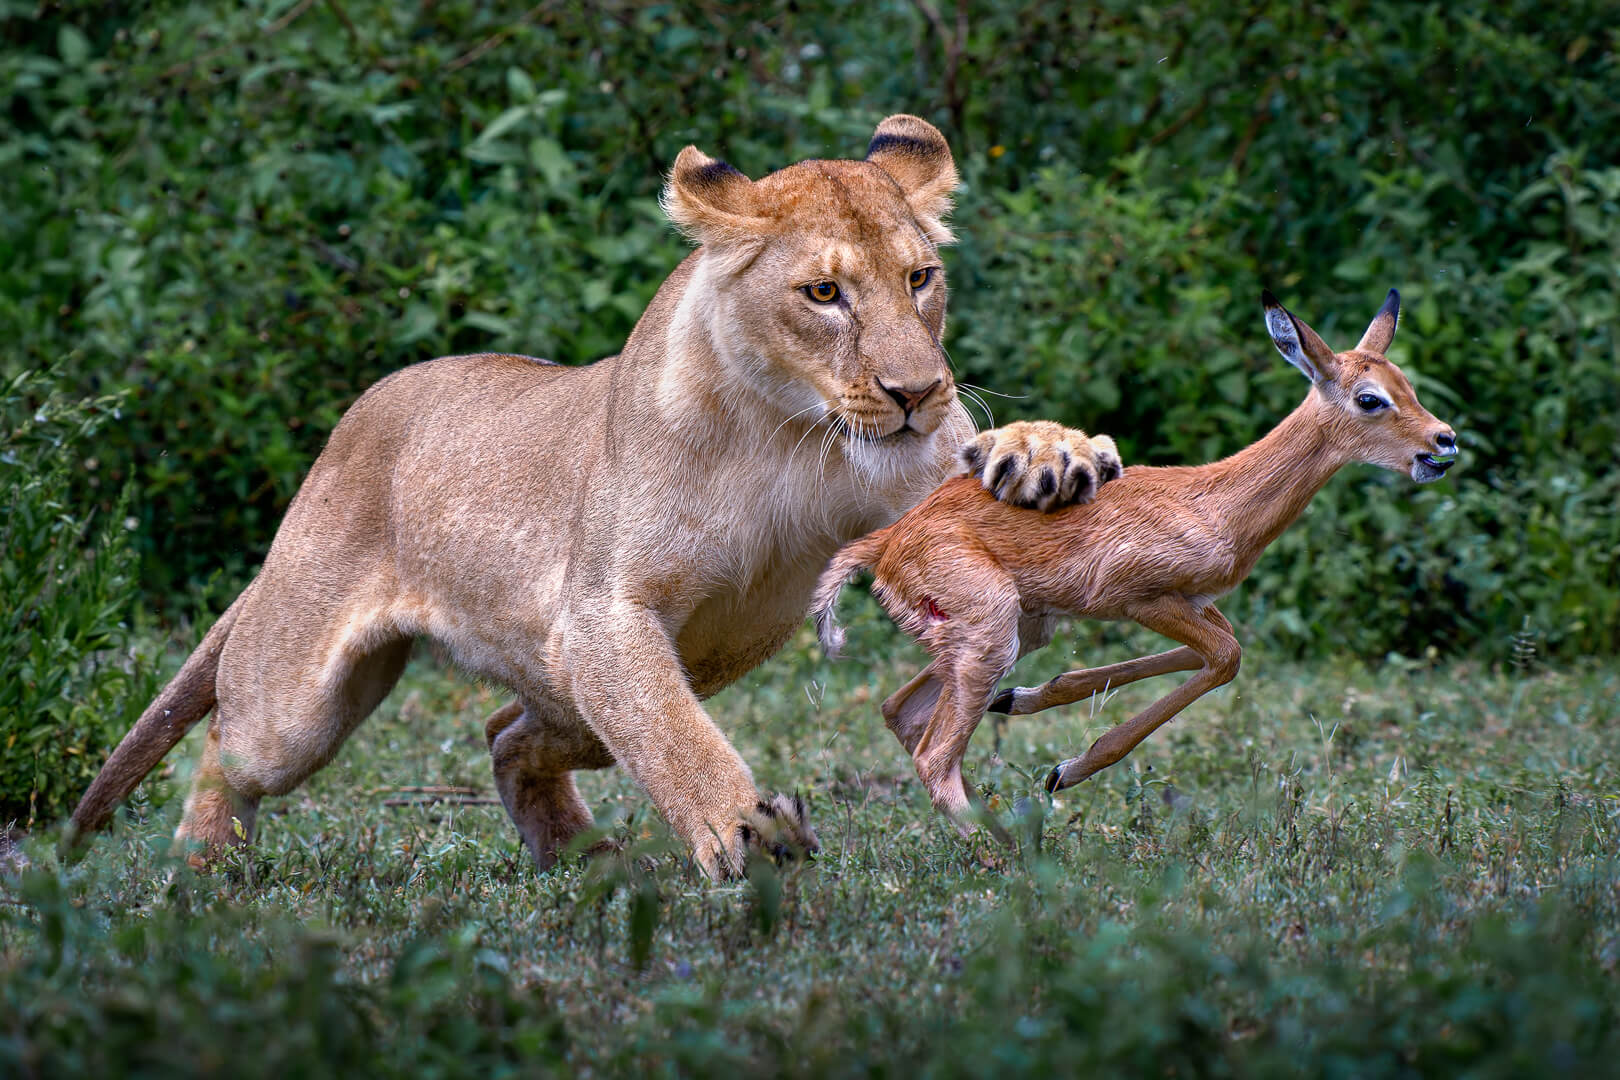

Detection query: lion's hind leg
(486, 696), (616, 871)
(174, 603), (412, 866)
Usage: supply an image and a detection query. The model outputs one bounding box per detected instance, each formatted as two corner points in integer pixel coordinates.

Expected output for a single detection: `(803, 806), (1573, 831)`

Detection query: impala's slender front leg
(1046, 598), (1240, 791)
(988, 646), (1203, 716)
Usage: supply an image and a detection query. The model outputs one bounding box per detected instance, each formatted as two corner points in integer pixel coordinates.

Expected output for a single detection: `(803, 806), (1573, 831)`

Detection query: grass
(3, 604), (1618, 1076)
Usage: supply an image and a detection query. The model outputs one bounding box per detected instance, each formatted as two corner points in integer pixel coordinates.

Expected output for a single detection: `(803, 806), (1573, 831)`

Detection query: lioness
(70, 116), (1119, 878)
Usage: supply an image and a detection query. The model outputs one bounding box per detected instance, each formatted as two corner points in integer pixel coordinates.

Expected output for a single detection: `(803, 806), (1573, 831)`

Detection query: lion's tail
(66, 585), (252, 843)
(811, 529), (891, 659)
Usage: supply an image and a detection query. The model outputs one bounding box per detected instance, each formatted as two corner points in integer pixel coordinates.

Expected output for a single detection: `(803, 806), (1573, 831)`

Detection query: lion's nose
(878, 378), (941, 416)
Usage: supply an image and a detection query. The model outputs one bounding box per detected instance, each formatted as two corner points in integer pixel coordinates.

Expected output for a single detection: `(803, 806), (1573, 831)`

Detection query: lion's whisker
(811, 418), (839, 495)
(768, 400), (830, 445)
(801, 410), (844, 492)
(959, 381), (1029, 401)
(818, 414), (846, 473)
(790, 409), (834, 463)
(957, 386), (995, 431)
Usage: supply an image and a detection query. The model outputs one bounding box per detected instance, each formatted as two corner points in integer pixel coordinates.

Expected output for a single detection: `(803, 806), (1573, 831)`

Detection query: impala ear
(1356, 288), (1401, 354)
(1262, 290), (1339, 384)
(865, 114), (957, 244)
(660, 146), (771, 250)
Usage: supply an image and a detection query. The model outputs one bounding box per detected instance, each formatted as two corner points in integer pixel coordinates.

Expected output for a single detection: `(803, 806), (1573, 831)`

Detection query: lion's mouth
(847, 422), (920, 445)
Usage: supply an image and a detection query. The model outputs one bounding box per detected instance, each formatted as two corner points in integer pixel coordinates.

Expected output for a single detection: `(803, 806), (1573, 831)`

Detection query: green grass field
(4, 613), (1618, 1076)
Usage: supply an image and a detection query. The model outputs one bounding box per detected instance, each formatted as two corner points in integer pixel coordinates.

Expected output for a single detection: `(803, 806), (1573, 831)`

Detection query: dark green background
(2, 9), (1618, 1070)
(4, 0), (1617, 675)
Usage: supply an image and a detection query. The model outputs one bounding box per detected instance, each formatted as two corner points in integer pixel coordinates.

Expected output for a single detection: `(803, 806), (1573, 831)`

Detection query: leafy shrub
(3, 850), (1615, 1078)
(952, 150), (1620, 656)
(0, 368), (156, 824)
(1, 0), (1615, 655)
(2, 867), (569, 1078)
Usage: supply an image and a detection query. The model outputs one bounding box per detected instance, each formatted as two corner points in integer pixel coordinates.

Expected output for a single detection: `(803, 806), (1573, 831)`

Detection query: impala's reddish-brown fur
(812, 290), (1459, 829)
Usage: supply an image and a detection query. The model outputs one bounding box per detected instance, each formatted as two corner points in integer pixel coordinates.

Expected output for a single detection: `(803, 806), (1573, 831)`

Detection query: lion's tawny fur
(69, 116), (1115, 879)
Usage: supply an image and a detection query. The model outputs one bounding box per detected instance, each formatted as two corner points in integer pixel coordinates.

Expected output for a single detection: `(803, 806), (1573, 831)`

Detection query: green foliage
(4, 868), (569, 1077)
(6, 858), (1615, 1078)
(1, 0), (1616, 654)
(3, 652), (1617, 1076)
(0, 369), (156, 824)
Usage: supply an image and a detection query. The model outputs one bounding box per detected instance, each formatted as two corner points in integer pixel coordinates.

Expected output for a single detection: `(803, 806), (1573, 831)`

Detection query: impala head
(1262, 289), (1458, 482)
(661, 115), (958, 462)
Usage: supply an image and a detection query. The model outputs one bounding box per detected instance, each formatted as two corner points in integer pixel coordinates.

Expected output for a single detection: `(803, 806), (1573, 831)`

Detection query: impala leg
(911, 653), (1019, 843)
(1046, 598), (1240, 792)
(888, 613), (1056, 756)
(901, 587), (1021, 842)
(881, 658), (947, 756)
(988, 646), (1203, 716)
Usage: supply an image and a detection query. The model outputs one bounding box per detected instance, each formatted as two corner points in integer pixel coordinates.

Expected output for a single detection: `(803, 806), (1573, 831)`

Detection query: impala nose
(878, 378), (941, 416)
(1418, 427), (1459, 475)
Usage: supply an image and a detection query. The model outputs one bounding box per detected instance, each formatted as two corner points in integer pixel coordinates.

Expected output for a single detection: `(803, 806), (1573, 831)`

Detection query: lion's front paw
(958, 421), (1123, 511)
(717, 794), (819, 878)
(1089, 433), (1122, 484)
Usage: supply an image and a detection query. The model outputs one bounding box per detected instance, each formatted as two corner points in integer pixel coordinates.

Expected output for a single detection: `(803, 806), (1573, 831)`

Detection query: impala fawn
(811, 289), (1458, 829)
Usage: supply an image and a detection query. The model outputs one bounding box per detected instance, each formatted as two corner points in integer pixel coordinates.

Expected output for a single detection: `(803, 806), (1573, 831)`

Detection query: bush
(3, 850), (1615, 1077)
(0, 368), (156, 824)
(1, 0), (1615, 656)
(2, 867), (569, 1078)
(951, 150), (1620, 657)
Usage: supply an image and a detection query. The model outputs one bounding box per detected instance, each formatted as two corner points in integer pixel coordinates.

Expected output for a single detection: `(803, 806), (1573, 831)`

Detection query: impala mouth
(1413, 451), (1457, 481)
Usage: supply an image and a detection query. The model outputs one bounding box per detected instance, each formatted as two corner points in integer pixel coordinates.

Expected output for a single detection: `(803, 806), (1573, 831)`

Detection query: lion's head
(661, 115), (961, 471)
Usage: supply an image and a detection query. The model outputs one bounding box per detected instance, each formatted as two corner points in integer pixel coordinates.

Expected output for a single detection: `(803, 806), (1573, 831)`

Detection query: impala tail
(810, 530), (892, 659)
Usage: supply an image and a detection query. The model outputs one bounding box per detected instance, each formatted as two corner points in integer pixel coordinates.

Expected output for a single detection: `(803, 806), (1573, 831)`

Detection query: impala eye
(1356, 393), (1387, 412)
(805, 281), (840, 304)
(909, 267), (934, 290)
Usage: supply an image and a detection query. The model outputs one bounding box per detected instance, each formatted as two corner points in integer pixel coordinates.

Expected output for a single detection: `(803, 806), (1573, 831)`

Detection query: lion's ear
(865, 115), (957, 244)
(660, 146), (770, 251)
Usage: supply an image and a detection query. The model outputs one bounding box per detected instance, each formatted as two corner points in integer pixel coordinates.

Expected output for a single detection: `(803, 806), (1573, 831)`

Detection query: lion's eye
(1356, 393), (1387, 412)
(805, 281), (840, 304)
(909, 267), (934, 290)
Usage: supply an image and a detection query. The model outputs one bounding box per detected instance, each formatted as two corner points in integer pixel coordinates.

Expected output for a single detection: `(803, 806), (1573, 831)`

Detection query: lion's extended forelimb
(561, 602), (811, 879)
(959, 423), (1123, 512)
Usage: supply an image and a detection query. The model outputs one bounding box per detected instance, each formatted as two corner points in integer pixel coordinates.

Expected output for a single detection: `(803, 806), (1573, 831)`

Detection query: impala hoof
(988, 688), (1014, 714)
(1044, 762), (1065, 793)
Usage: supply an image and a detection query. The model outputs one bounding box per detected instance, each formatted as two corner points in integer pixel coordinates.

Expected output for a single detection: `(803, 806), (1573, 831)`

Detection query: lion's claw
(722, 793), (819, 878)
(960, 421), (1123, 512)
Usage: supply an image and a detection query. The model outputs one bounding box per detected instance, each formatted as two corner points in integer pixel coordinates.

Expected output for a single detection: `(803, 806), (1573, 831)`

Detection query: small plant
(0, 368), (156, 825)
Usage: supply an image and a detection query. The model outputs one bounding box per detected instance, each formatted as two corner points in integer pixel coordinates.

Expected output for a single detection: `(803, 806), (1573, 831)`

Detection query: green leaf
(472, 106), (531, 148)
(57, 25), (90, 67)
(507, 67), (537, 103)
(463, 311), (516, 338)
(392, 303), (439, 346)
(529, 137), (575, 189)
(581, 279), (610, 312)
